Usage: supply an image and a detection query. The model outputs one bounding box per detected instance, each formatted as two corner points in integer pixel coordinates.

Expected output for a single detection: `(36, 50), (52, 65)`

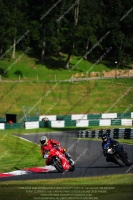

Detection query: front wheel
(114, 154), (125, 167)
(53, 158), (64, 173)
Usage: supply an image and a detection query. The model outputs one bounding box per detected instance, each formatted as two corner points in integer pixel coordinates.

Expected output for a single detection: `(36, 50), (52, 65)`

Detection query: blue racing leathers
(102, 138), (119, 150)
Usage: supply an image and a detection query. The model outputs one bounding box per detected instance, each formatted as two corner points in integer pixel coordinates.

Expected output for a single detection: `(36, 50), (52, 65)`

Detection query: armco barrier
(0, 117), (6, 122)
(25, 121), (39, 129)
(39, 115), (56, 121)
(39, 112), (133, 121)
(39, 121), (51, 128)
(0, 112), (133, 130)
(1, 112), (133, 124)
(3, 123), (23, 129)
(0, 122), (24, 130)
(1, 119), (133, 130)
(78, 129), (133, 139)
(0, 123), (5, 130)
(23, 116), (39, 122)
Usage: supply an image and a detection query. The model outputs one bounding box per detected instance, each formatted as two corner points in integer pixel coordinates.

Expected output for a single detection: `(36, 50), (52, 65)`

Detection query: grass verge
(0, 133), (43, 172)
(0, 174), (133, 200)
(0, 78), (133, 115)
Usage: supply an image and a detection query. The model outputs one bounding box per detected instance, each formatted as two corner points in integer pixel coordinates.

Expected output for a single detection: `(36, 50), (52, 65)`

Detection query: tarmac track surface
(0, 131), (133, 182)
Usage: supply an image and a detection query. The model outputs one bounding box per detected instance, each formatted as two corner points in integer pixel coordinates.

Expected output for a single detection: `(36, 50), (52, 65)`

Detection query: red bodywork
(48, 147), (71, 171)
(41, 139), (64, 157)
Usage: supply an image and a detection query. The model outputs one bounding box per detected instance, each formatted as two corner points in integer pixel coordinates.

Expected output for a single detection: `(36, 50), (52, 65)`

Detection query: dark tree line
(0, 0), (133, 69)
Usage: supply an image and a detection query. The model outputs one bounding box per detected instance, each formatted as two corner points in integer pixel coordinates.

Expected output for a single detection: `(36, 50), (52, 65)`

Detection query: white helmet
(40, 136), (48, 145)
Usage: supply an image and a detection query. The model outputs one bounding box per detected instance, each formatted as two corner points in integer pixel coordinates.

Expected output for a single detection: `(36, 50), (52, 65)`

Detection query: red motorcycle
(47, 147), (75, 173)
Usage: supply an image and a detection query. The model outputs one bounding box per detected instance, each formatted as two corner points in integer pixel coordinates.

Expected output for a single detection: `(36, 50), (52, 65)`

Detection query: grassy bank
(0, 78), (133, 115)
(0, 174), (133, 200)
(0, 52), (112, 80)
(0, 132), (43, 172)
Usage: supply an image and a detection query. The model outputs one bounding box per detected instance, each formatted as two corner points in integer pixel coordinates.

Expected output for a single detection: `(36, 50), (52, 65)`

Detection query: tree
(64, 0), (80, 69)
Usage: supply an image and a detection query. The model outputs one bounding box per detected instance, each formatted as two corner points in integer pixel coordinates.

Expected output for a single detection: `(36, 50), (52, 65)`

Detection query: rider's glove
(44, 154), (48, 159)
(113, 143), (119, 147)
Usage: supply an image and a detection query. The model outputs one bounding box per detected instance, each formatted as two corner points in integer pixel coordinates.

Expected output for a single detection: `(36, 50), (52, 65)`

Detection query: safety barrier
(78, 129), (133, 139)
(0, 112), (132, 130)
(39, 112), (133, 121)
(0, 118), (133, 130)
(39, 119), (133, 128)
(0, 117), (6, 122)
(23, 116), (39, 122)
(0, 123), (5, 130)
(25, 121), (39, 129)
(5, 123), (23, 129)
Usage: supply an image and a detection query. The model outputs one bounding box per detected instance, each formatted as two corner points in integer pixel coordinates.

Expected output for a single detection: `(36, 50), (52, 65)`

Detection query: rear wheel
(124, 158), (131, 166)
(118, 152), (131, 166)
(53, 158), (64, 173)
(114, 154), (125, 167)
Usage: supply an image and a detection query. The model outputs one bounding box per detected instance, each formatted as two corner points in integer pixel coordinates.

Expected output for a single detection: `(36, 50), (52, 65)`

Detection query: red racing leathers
(41, 139), (66, 165)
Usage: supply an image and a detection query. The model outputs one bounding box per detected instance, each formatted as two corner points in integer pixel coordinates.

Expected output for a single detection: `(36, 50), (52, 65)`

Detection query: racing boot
(65, 152), (74, 165)
(65, 152), (71, 159)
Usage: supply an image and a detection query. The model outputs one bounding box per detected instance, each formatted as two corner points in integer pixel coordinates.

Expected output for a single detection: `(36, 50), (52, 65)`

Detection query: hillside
(0, 52), (112, 80)
(0, 78), (133, 116)
(0, 52), (133, 82)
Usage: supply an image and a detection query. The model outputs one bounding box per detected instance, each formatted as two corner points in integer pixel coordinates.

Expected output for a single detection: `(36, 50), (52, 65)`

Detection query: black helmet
(102, 133), (108, 141)
(40, 136), (48, 145)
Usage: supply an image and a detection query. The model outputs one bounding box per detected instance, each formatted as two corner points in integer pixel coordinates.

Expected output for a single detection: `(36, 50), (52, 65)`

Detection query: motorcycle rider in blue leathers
(101, 133), (128, 163)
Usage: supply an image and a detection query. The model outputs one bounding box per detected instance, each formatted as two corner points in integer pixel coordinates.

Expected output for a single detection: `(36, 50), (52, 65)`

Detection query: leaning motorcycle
(105, 144), (131, 167)
(46, 147), (75, 173)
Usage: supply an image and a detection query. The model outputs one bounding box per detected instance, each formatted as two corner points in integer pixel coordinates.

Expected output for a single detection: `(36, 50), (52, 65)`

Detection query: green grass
(0, 78), (133, 115)
(0, 132), (43, 173)
(0, 174), (133, 200)
(0, 52), (114, 81)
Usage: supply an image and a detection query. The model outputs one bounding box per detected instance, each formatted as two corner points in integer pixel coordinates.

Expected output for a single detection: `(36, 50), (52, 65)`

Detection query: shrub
(0, 67), (8, 77)
(14, 70), (23, 77)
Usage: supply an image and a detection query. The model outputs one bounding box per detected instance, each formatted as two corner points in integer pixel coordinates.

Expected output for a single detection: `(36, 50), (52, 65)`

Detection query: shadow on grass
(35, 56), (67, 70)
(29, 53), (97, 72)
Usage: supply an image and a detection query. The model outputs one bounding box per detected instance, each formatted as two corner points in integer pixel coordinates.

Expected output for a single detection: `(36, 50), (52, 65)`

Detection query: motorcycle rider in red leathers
(40, 136), (71, 165)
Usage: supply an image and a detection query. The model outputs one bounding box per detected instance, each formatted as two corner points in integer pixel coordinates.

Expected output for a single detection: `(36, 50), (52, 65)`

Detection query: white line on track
(19, 137), (33, 143)
(13, 135), (32, 143)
